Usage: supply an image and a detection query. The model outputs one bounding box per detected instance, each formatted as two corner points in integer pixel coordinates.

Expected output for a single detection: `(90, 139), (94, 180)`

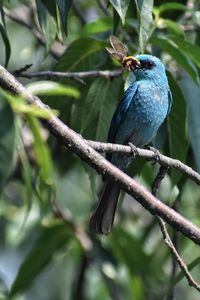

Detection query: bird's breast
(132, 83), (169, 125)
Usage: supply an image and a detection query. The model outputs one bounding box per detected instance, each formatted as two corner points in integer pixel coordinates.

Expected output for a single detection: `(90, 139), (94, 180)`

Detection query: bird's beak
(122, 56), (141, 70)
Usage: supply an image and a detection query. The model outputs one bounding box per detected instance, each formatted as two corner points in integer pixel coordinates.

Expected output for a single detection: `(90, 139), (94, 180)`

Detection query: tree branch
(14, 69), (124, 81)
(159, 216), (200, 293)
(167, 199), (180, 300)
(151, 165), (200, 294)
(151, 165), (169, 195)
(88, 141), (200, 186)
(1, 65), (200, 246)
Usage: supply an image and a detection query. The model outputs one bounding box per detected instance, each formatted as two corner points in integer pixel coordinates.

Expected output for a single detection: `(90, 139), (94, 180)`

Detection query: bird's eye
(141, 60), (155, 69)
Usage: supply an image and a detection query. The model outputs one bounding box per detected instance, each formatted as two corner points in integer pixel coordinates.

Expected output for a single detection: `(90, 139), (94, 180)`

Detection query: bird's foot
(128, 142), (138, 159)
(146, 146), (161, 164)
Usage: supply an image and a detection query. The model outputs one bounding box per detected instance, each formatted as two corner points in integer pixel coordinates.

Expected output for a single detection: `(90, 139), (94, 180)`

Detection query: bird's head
(133, 55), (166, 81)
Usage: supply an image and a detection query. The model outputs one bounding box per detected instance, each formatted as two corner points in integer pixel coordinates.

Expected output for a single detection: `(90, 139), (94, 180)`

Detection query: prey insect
(106, 35), (141, 70)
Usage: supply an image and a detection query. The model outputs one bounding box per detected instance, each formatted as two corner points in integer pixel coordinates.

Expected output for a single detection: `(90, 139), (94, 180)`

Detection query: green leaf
(56, 38), (107, 71)
(180, 74), (200, 172)
(167, 72), (188, 182)
(56, 0), (73, 35)
(136, 0), (154, 53)
(113, 6), (121, 34)
(36, 0), (57, 50)
(0, 23), (11, 67)
(134, 0), (144, 10)
(170, 36), (200, 68)
(151, 36), (200, 84)
(109, 0), (130, 24)
(0, 95), (15, 191)
(39, 0), (58, 21)
(158, 2), (188, 14)
(159, 19), (184, 37)
(0, 6), (6, 28)
(27, 116), (53, 184)
(26, 81), (80, 98)
(81, 77), (122, 141)
(10, 224), (72, 295)
(81, 17), (113, 36)
(16, 119), (33, 212)
(5, 93), (56, 119)
(110, 228), (151, 275)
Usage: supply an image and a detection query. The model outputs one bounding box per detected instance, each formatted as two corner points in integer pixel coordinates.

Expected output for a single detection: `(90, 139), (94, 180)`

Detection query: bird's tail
(89, 180), (120, 234)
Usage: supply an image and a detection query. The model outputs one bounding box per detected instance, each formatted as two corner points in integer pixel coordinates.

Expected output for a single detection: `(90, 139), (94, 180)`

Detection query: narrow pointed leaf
(36, 0), (57, 50)
(170, 36), (200, 68)
(39, 0), (57, 21)
(136, 0), (154, 53)
(26, 81), (80, 98)
(151, 36), (200, 84)
(0, 23), (11, 67)
(180, 74), (200, 172)
(0, 95), (15, 191)
(56, 0), (73, 34)
(158, 2), (188, 14)
(109, 0), (130, 24)
(167, 72), (188, 182)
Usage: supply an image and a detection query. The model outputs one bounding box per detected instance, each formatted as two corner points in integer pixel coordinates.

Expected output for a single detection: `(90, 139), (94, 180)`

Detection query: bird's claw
(146, 146), (161, 164)
(128, 142), (138, 159)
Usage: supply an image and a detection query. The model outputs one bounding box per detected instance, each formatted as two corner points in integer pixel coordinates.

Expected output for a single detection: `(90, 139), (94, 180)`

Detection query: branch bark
(1, 64), (200, 246)
(88, 141), (200, 186)
(14, 69), (124, 81)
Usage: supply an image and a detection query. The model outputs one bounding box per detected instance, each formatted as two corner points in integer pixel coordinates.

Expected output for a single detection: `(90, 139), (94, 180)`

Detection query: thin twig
(13, 64), (33, 76)
(167, 197), (181, 300)
(1, 65), (200, 246)
(151, 166), (200, 294)
(158, 216), (200, 293)
(151, 165), (169, 195)
(15, 69), (124, 80)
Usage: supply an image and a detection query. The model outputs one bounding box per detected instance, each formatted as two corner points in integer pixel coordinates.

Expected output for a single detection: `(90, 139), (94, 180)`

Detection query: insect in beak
(106, 35), (141, 70)
(122, 56), (141, 71)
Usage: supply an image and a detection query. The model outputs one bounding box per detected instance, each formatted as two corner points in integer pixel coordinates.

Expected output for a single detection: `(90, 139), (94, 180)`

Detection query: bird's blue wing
(108, 82), (139, 143)
(167, 89), (173, 116)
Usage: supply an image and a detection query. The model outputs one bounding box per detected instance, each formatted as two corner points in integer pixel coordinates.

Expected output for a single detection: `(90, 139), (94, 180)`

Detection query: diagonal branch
(1, 64), (200, 245)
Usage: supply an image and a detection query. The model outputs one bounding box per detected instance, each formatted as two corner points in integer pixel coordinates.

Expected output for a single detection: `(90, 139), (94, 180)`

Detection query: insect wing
(109, 35), (128, 56)
(105, 47), (124, 61)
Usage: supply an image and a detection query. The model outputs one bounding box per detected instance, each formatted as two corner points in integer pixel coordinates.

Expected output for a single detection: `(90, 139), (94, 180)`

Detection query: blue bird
(89, 54), (172, 234)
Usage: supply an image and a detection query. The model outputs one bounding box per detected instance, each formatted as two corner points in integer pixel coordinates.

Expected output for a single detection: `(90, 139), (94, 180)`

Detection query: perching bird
(89, 54), (172, 234)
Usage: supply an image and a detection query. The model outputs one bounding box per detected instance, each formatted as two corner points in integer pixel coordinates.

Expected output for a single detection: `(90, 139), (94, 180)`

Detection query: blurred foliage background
(1, 0), (200, 299)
